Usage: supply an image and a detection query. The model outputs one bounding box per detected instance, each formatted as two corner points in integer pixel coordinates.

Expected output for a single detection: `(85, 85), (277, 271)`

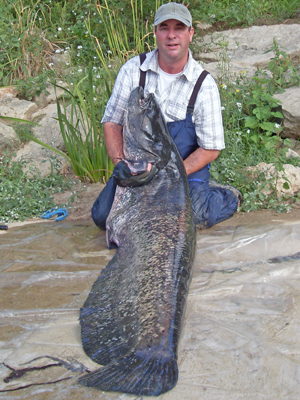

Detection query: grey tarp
(0, 218), (300, 399)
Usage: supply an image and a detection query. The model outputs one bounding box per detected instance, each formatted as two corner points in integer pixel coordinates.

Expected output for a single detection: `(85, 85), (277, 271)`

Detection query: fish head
(123, 87), (172, 171)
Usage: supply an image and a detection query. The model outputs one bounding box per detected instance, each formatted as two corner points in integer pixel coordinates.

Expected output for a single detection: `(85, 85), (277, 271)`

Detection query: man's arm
(183, 147), (219, 176)
(103, 122), (124, 166)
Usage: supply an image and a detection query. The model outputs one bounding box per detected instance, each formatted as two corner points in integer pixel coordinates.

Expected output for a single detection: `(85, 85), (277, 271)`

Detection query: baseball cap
(154, 3), (192, 27)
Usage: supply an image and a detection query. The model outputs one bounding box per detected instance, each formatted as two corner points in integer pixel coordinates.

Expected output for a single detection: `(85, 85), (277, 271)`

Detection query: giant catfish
(79, 86), (196, 396)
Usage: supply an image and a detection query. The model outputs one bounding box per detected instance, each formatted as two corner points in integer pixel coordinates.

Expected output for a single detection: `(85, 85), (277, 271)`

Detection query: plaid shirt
(101, 48), (225, 150)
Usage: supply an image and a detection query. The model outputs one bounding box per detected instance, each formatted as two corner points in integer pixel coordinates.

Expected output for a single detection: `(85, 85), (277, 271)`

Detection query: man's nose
(167, 28), (176, 39)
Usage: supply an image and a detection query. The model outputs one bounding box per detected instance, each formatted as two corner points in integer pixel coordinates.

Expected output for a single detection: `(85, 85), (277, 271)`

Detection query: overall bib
(91, 55), (238, 229)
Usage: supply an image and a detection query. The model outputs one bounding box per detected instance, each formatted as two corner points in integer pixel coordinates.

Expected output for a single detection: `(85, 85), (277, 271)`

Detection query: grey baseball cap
(154, 3), (192, 27)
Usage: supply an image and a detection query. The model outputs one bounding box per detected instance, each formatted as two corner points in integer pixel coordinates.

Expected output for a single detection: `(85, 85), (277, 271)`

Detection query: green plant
(0, 150), (74, 223)
(11, 121), (35, 144)
(265, 38), (300, 90)
(190, 0), (300, 28)
(88, 0), (158, 79)
(0, 0), (52, 86)
(55, 64), (114, 183)
(17, 65), (114, 183)
(209, 34), (300, 213)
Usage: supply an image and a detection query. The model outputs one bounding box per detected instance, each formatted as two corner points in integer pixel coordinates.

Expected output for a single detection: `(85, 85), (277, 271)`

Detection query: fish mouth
(124, 159), (148, 175)
(138, 92), (155, 111)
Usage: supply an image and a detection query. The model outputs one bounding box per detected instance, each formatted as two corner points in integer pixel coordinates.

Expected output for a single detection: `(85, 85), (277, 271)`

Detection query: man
(92, 2), (241, 229)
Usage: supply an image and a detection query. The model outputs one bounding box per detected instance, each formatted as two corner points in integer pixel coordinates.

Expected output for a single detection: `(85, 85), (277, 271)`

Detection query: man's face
(155, 19), (194, 64)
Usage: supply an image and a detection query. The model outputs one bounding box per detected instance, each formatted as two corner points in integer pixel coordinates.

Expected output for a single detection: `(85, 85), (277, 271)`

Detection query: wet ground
(1, 211), (300, 399)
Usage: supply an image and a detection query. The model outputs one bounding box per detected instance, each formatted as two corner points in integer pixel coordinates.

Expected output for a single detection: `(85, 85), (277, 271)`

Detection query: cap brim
(154, 16), (191, 27)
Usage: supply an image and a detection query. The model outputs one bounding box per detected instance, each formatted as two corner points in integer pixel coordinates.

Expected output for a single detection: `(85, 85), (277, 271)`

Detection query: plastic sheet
(0, 219), (300, 399)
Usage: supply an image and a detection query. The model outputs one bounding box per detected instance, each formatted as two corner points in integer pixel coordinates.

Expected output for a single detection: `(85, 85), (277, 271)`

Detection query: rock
(0, 87), (17, 99)
(31, 103), (67, 151)
(12, 141), (67, 178)
(0, 122), (19, 153)
(202, 62), (258, 83)
(33, 80), (68, 108)
(49, 50), (71, 72)
(195, 22), (212, 31)
(195, 24), (300, 78)
(274, 87), (300, 140)
(252, 162), (300, 196)
(286, 148), (300, 159)
(0, 97), (38, 120)
(12, 103), (87, 177)
(12, 102), (67, 177)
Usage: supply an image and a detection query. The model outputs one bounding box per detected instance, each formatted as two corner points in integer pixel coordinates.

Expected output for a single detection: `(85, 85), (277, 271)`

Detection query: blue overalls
(91, 55), (238, 229)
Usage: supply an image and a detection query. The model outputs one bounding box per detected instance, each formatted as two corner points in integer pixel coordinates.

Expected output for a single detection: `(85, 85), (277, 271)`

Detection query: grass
(0, 0), (300, 221)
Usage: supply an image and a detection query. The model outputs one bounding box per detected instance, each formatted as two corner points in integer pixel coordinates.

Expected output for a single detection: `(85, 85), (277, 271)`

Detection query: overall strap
(187, 70), (210, 115)
(139, 53), (147, 89)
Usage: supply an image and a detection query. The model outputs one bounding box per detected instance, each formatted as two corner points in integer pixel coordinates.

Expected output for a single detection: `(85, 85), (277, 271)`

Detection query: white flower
(96, 75), (100, 79)
(274, 123), (280, 129)
(49, 62), (54, 67)
(221, 106), (225, 111)
(58, 27), (62, 31)
(77, 45), (82, 50)
(78, 68), (82, 73)
(247, 129), (250, 133)
(210, 14), (215, 18)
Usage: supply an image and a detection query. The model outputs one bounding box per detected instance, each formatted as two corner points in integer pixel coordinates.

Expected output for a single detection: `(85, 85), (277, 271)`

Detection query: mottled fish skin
(79, 87), (196, 396)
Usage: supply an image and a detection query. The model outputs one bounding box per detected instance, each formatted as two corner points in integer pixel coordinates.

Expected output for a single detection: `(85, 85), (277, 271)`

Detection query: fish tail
(78, 349), (178, 396)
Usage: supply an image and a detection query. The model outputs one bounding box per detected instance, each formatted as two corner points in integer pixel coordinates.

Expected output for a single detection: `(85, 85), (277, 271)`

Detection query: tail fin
(78, 350), (178, 396)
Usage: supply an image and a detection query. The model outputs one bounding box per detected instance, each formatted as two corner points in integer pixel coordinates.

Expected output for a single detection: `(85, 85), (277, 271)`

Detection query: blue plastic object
(40, 208), (68, 222)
